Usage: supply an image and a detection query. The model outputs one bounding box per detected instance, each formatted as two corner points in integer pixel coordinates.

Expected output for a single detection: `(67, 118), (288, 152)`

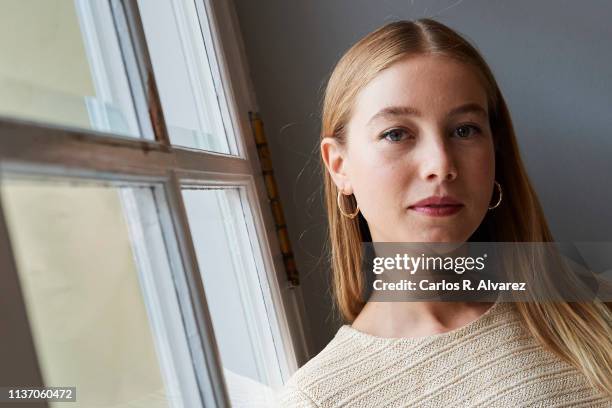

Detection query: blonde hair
(320, 19), (611, 396)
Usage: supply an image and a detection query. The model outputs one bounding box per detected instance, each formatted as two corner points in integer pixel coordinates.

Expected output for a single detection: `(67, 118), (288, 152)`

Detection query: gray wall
(232, 0), (612, 356)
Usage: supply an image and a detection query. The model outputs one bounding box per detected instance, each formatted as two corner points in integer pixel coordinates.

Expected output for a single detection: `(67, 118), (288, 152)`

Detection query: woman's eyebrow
(366, 103), (488, 126)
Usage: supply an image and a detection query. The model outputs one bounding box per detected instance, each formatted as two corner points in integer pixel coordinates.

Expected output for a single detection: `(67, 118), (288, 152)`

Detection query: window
(182, 187), (284, 399)
(137, 0), (238, 153)
(0, 1), (309, 407)
(0, 0), (143, 138)
(1, 176), (201, 407)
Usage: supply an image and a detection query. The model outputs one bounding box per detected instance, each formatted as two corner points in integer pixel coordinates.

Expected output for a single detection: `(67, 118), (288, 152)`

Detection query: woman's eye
(381, 128), (409, 142)
(453, 124), (481, 138)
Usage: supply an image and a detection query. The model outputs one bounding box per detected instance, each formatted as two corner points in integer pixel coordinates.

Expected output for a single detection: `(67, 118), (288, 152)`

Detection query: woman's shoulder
(287, 324), (364, 382)
(275, 324), (367, 406)
(275, 301), (523, 405)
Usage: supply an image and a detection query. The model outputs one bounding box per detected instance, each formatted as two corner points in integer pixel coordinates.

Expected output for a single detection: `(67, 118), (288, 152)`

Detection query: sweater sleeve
(275, 384), (319, 408)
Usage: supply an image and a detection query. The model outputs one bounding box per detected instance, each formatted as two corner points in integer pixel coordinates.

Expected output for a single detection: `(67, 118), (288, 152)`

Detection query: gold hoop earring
(488, 181), (502, 210)
(337, 191), (360, 219)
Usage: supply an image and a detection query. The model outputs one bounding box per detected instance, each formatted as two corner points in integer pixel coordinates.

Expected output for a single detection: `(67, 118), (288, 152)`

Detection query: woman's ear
(321, 137), (352, 193)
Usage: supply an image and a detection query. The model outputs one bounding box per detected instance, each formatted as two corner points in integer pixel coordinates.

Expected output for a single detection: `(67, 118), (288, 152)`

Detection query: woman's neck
(350, 300), (495, 339)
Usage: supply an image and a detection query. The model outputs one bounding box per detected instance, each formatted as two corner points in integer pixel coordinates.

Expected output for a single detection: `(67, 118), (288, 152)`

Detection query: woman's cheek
(464, 157), (495, 212)
(366, 167), (406, 216)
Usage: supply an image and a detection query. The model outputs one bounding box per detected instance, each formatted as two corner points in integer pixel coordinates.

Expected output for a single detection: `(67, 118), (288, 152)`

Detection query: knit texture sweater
(276, 300), (611, 407)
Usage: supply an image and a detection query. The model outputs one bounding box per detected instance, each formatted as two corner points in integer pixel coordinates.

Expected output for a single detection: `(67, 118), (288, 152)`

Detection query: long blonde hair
(320, 19), (611, 396)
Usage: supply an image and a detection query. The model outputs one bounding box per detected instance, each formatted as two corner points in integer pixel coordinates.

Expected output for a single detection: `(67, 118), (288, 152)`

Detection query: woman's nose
(418, 136), (458, 182)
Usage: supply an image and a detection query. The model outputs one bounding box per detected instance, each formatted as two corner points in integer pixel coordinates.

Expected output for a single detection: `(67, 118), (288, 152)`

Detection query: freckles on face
(343, 54), (495, 242)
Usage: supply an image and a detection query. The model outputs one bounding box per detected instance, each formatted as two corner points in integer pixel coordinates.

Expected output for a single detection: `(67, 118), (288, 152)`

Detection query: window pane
(0, 0), (143, 138)
(182, 187), (282, 406)
(138, 0), (237, 154)
(0, 176), (202, 407)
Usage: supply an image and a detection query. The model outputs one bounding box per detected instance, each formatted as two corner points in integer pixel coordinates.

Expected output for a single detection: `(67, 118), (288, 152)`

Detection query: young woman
(277, 19), (611, 407)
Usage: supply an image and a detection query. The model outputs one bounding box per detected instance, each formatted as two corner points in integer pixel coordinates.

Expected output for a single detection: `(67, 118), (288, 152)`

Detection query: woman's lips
(409, 204), (464, 216)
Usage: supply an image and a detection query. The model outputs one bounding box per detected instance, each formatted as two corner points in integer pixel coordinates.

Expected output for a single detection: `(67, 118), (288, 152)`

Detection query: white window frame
(0, 0), (313, 406)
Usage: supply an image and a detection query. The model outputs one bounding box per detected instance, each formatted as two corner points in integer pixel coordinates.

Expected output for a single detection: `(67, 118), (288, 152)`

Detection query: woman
(277, 19), (611, 407)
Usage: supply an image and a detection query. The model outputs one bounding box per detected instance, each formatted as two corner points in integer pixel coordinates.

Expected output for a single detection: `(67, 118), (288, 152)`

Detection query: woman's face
(322, 54), (496, 242)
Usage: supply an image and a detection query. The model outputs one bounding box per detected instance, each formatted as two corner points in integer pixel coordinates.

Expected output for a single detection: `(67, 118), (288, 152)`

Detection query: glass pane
(138, 0), (237, 154)
(0, 176), (202, 407)
(182, 187), (282, 406)
(0, 0), (144, 138)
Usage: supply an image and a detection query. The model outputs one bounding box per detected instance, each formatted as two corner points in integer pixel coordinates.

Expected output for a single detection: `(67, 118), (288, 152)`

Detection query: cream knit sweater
(276, 300), (611, 407)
